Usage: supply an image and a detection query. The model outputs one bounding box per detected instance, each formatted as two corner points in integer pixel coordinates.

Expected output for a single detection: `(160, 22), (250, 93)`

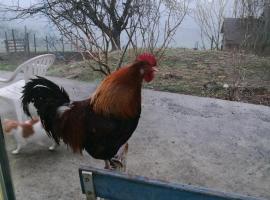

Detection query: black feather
(21, 76), (70, 143)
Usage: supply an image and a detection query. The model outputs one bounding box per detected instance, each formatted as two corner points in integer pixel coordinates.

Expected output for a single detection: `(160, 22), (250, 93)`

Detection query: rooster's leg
(109, 158), (123, 169)
(111, 143), (129, 171)
(104, 160), (111, 169)
(104, 144), (129, 171)
(104, 159), (122, 170)
(114, 143), (129, 160)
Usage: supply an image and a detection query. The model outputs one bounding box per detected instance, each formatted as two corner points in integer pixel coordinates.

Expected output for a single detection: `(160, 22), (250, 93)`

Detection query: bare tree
(128, 0), (189, 58)
(261, 1), (270, 52)
(233, 0), (270, 53)
(194, 0), (228, 50)
(233, 0), (265, 18)
(0, 0), (145, 51)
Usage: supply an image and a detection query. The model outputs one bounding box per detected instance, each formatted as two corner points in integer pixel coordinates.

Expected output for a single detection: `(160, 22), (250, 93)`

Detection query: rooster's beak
(153, 67), (159, 72)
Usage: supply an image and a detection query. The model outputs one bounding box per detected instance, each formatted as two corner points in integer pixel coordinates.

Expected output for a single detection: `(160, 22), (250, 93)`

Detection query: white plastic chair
(0, 54), (56, 122)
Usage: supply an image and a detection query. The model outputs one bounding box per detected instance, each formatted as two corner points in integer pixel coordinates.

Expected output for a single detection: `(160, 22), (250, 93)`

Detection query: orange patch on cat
(3, 119), (18, 133)
(3, 118), (40, 138)
(21, 118), (39, 138)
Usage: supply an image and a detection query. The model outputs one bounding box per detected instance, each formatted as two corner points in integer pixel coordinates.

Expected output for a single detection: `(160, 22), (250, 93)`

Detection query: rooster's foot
(110, 158), (123, 169)
(104, 158), (123, 170)
(104, 159), (123, 170)
(104, 160), (111, 169)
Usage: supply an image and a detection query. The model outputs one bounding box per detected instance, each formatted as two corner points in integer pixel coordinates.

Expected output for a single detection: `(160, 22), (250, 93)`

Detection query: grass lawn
(0, 49), (269, 106)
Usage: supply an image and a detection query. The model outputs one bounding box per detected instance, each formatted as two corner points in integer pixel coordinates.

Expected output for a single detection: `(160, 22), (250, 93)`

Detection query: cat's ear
(3, 119), (18, 134)
(3, 120), (12, 133)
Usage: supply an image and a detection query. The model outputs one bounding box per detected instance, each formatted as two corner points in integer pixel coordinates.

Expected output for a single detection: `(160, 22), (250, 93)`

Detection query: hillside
(0, 49), (269, 106)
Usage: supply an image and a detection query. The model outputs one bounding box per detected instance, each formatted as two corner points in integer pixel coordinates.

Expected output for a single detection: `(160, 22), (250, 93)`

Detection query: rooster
(21, 53), (157, 169)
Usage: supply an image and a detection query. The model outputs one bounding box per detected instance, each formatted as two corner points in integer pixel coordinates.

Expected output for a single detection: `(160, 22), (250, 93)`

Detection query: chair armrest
(0, 72), (18, 83)
(0, 77), (12, 83)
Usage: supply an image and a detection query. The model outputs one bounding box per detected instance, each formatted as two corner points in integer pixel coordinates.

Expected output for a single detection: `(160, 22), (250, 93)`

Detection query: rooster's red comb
(136, 53), (157, 66)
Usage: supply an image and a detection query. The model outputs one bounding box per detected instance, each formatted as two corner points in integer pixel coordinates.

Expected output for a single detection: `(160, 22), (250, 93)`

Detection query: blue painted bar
(79, 166), (264, 200)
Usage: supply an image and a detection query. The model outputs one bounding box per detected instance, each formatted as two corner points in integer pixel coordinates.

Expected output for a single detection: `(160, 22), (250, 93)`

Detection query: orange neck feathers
(90, 62), (143, 118)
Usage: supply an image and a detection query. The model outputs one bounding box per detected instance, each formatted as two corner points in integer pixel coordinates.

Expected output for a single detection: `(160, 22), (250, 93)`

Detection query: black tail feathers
(21, 76), (70, 143)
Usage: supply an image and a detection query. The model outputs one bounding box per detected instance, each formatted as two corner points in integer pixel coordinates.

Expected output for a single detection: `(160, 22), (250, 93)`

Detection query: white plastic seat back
(19, 54), (55, 82)
(0, 54), (55, 83)
(0, 54), (56, 122)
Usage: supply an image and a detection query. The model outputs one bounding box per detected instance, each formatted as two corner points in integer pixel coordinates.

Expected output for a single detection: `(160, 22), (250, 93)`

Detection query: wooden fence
(4, 30), (30, 54)
(3, 28), (79, 54)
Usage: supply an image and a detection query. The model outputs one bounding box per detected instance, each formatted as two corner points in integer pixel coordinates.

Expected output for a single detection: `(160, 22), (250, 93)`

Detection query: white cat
(3, 118), (57, 154)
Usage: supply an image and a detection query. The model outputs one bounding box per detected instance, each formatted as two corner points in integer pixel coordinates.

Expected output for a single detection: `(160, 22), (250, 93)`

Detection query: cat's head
(3, 119), (19, 135)
(3, 118), (40, 136)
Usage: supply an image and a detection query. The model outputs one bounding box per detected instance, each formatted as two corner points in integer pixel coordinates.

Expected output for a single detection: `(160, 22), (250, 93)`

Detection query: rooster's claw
(110, 158), (123, 169)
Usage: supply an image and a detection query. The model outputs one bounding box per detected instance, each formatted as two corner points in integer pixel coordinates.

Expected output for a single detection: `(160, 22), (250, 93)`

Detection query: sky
(0, 0), (235, 48)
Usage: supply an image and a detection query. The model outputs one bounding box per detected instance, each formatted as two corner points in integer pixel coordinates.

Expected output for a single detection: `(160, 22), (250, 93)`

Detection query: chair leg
(12, 100), (24, 122)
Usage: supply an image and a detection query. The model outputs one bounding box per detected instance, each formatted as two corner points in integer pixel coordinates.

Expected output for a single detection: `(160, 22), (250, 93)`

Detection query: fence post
(70, 35), (73, 51)
(24, 26), (27, 53)
(211, 35), (214, 50)
(5, 32), (9, 53)
(12, 29), (17, 52)
(45, 36), (49, 53)
(61, 37), (64, 52)
(76, 37), (78, 52)
(26, 33), (30, 55)
(34, 34), (37, 54)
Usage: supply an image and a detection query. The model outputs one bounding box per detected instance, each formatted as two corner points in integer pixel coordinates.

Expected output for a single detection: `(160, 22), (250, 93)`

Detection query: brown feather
(56, 100), (89, 153)
(90, 61), (144, 118)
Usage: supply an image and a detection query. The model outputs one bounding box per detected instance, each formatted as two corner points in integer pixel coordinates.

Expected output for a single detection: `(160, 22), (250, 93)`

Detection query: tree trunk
(111, 28), (121, 51)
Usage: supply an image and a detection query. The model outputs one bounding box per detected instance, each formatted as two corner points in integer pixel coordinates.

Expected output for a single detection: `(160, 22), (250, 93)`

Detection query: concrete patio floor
(0, 70), (269, 200)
